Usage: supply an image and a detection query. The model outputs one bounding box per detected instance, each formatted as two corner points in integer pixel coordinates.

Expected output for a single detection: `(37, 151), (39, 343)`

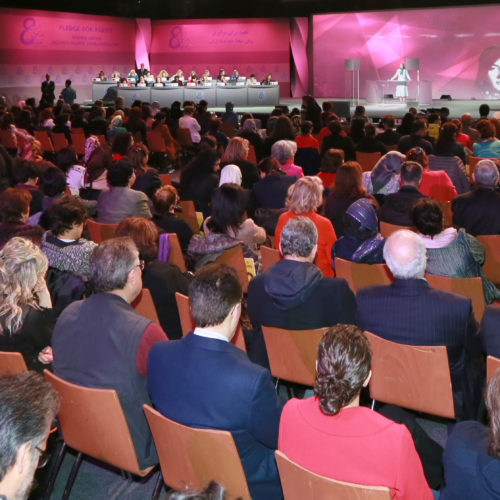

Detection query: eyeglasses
(35, 446), (50, 469)
(130, 260), (145, 273)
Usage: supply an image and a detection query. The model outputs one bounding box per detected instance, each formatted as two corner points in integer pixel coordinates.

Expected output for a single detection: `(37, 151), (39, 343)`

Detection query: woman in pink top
(278, 324), (432, 500)
(271, 140), (304, 178)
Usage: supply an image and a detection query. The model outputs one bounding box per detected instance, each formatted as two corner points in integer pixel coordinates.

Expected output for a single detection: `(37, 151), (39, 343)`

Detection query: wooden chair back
(247, 145), (257, 163)
(214, 245), (250, 293)
(86, 219), (118, 243)
(44, 370), (152, 476)
(51, 132), (69, 152)
(177, 200), (200, 234)
(221, 121), (236, 138)
(379, 221), (416, 238)
(0, 130), (17, 149)
(468, 156), (495, 178)
(275, 450), (391, 500)
(262, 326), (325, 386)
(176, 128), (193, 148)
(261, 245), (281, 272)
(365, 331), (455, 419)
(0, 351), (27, 374)
(334, 258), (393, 295)
(355, 151), (381, 172)
(487, 355), (500, 383)
(477, 235), (500, 286)
(147, 131), (167, 153)
(437, 200), (453, 228)
(159, 173), (172, 186)
(70, 132), (86, 156)
(143, 405), (251, 500)
(96, 135), (107, 146)
(424, 274), (485, 323)
(34, 130), (55, 153)
(131, 288), (160, 324)
(167, 233), (187, 272)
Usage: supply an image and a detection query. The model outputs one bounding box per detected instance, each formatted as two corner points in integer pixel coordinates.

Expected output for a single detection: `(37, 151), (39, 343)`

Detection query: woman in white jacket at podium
(389, 63), (411, 103)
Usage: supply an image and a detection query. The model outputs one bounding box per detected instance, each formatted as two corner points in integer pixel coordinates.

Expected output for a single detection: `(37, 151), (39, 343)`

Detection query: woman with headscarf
(332, 198), (385, 266)
(219, 164), (242, 187)
(362, 150), (406, 196)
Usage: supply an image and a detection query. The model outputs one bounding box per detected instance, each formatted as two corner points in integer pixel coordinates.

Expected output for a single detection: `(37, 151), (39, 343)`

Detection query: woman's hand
(34, 276), (52, 309)
(38, 346), (53, 364)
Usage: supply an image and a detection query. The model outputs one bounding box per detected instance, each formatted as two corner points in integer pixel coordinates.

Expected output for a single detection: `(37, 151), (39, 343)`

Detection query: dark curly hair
(47, 197), (87, 236)
(314, 324), (371, 415)
(411, 197), (443, 236)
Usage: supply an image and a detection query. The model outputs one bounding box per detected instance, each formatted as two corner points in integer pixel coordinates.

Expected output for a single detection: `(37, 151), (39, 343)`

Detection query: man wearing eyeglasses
(0, 372), (59, 500)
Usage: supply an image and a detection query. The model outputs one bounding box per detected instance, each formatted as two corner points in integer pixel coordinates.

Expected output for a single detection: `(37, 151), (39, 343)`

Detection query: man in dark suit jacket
(248, 217), (356, 367)
(356, 229), (482, 420)
(452, 159), (500, 235)
(398, 119), (434, 155)
(148, 264), (284, 499)
(136, 63), (148, 78)
(380, 161), (427, 226)
(480, 305), (500, 358)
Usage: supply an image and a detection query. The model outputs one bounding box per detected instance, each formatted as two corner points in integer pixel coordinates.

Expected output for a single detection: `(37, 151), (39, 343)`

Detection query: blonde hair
(224, 137), (250, 162)
(0, 237), (48, 333)
(286, 176), (324, 214)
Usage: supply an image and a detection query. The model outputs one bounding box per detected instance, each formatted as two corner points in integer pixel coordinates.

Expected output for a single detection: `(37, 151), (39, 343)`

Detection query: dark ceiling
(1, 0), (499, 19)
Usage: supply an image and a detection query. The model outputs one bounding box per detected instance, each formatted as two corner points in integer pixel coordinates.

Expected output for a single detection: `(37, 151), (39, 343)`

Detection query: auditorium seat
(51, 132), (69, 152)
(355, 151), (381, 172)
(131, 288), (160, 324)
(34, 130), (55, 154)
(477, 235), (500, 286)
(379, 221), (416, 238)
(334, 257), (393, 294)
(86, 219), (118, 243)
(0, 351), (27, 375)
(487, 355), (500, 383)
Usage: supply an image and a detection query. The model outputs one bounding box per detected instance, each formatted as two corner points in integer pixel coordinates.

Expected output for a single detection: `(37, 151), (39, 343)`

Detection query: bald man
(356, 230), (483, 420)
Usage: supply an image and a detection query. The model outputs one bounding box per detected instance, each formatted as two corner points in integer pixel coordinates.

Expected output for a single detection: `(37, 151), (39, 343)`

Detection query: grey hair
(383, 229), (427, 279)
(280, 216), (318, 258)
(271, 140), (297, 165)
(475, 160), (499, 187)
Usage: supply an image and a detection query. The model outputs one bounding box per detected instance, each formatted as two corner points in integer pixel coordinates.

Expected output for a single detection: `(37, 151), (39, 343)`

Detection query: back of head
(364, 123), (376, 138)
(55, 148), (78, 174)
(39, 166), (66, 197)
(411, 118), (427, 135)
(400, 161), (423, 187)
(327, 120), (342, 136)
(152, 185), (178, 214)
(90, 237), (138, 293)
(383, 229), (426, 279)
(0, 372), (59, 482)
(47, 197), (87, 236)
(480, 103), (490, 117)
(271, 140), (297, 165)
(286, 176), (323, 214)
(474, 159), (499, 187)
(257, 157), (282, 176)
(412, 198), (443, 236)
(300, 120), (313, 135)
(0, 188), (31, 223)
(219, 164), (242, 187)
(314, 324), (371, 415)
(224, 137), (249, 163)
(112, 132), (133, 156)
(106, 159), (134, 187)
(115, 217), (159, 263)
(321, 149), (344, 173)
(382, 115), (395, 129)
(486, 368), (500, 457)
(331, 161), (364, 198)
(477, 119), (495, 140)
(188, 263), (242, 328)
(280, 216), (318, 258)
(406, 147), (428, 169)
(207, 183), (244, 234)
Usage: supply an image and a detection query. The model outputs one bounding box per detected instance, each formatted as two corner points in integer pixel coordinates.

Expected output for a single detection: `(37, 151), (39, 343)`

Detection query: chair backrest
(214, 245), (250, 294)
(70, 132), (86, 156)
(262, 326), (325, 386)
(51, 132), (69, 152)
(261, 245), (281, 272)
(159, 173), (172, 186)
(86, 219), (118, 243)
(247, 144), (257, 164)
(437, 200), (453, 228)
(131, 288), (160, 324)
(176, 128), (193, 148)
(221, 121), (235, 138)
(334, 257), (393, 295)
(477, 235), (500, 286)
(44, 370), (150, 476)
(0, 351), (27, 374)
(177, 200), (200, 234)
(34, 130), (55, 153)
(275, 450), (392, 500)
(424, 273), (485, 323)
(487, 355), (500, 383)
(379, 221), (416, 238)
(167, 233), (187, 272)
(468, 156), (495, 178)
(0, 130), (17, 149)
(143, 405), (251, 500)
(147, 130), (167, 153)
(96, 135), (107, 146)
(364, 331), (455, 419)
(355, 151), (381, 172)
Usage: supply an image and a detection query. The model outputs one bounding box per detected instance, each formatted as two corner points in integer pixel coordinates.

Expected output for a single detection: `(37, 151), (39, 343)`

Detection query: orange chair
(477, 235), (500, 286)
(70, 132), (86, 156)
(51, 132), (69, 152)
(221, 121), (236, 139)
(177, 200), (200, 234)
(468, 156), (495, 178)
(166, 233), (187, 272)
(131, 288), (160, 324)
(86, 219), (118, 243)
(379, 221), (416, 238)
(275, 450), (391, 500)
(0, 129), (17, 149)
(44, 371), (155, 500)
(365, 331), (455, 419)
(159, 173), (172, 186)
(425, 274), (485, 323)
(214, 245), (251, 294)
(355, 151), (381, 172)
(247, 145), (257, 164)
(262, 326), (325, 387)
(143, 405), (250, 500)
(96, 134), (107, 146)
(176, 128), (194, 148)
(0, 351), (27, 374)
(34, 130), (55, 153)
(487, 355), (500, 383)
(334, 257), (393, 295)
(261, 245), (281, 272)
(437, 200), (453, 228)
(147, 130), (167, 153)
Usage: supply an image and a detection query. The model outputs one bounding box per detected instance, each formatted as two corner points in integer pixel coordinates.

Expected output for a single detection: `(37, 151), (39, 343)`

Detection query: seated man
(398, 119), (434, 155)
(52, 237), (167, 468)
(379, 161), (427, 226)
(356, 230), (482, 420)
(452, 159), (500, 235)
(0, 372), (59, 500)
(148, 264), (284, 499)
(247, 217), (356, 367)
(279, 324), (432, 500)
(376, 115), (401, 147)
(97, 159), (151, 223)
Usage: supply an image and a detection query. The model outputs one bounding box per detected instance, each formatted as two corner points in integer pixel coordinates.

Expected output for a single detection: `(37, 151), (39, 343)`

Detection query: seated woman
(412, 197), (499, 304)
(362, 150), (406, 196)
(221, 137), (260, 189)
(151, 185), (193, 253)
(441, 368), (500, 499)
(261, 73), (273, 85)
(187, 71), (198, 85)
(158, 69), (169, 82)
(278, 324), (432, 500)
(151, 112), (180, 161)
(473, 119), (500, 159)
(115, 217), (191, 340)
(127, 69), (138, 82)
(128, 143), (162, 199)
(271, 140), (304, 178)
(188, 184), (258, 269)
(332, 198), (385, 265)
(82, 137), (111, 197)
(0, 237), (55, 371)
(434, 122), (466, 164)
(317, 148), (344, 188)
(41, 197), (96, 277)
(275, 176), (336, 277)
(56, 147), (85, 196)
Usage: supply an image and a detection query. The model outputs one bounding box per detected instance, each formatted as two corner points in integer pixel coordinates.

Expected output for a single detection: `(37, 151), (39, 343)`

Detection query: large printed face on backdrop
(477, 47), (500, 97)
(489, 60), (500, 91)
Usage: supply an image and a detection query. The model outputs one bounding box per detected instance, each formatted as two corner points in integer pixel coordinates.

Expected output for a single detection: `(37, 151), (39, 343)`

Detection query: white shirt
(179, 115), (201, 143)
(193, 327), (229, 342)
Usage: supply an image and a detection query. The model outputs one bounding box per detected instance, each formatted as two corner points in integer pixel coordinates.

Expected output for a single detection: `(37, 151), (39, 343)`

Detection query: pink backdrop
(150, 18), (291, 96)
(313, 6), (500, 100)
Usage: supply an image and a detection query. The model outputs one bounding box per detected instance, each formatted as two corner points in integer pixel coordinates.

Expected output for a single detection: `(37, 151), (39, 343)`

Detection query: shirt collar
(193, 327), (229, 343)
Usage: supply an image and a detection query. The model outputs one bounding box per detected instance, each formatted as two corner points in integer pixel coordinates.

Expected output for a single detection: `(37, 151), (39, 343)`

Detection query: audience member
(221, 137), (259, 189)
(320, 120), (356, 161)
(13, 161), (43, 215)
(355, 123), (387, 155)
(178, 106), (201, 144)
(128, 143), (162, 199)
(398, 119), (434, 155)
(220, 102), (238, 131)
(376, 115), (401, 147)
(460, 113), (480, 143)
(302, 95), (322, 133)
(434, 122), (466, 164)
(362, 150), (406, 195)
(317, 148), (343, 188)
(147, 263), (284, 499)
(56, 148), (85, 196)
(271, 140), (304, 178)
(473, 119), (500, 159)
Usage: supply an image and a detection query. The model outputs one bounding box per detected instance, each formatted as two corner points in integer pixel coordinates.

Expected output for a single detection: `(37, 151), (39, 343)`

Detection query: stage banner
(150, 18), (290, 97)
(313, 5), (500, 100)
(0, 8), (136, 102)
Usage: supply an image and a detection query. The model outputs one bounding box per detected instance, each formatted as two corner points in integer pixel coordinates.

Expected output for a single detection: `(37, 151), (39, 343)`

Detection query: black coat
(379, 186), (427, 226)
